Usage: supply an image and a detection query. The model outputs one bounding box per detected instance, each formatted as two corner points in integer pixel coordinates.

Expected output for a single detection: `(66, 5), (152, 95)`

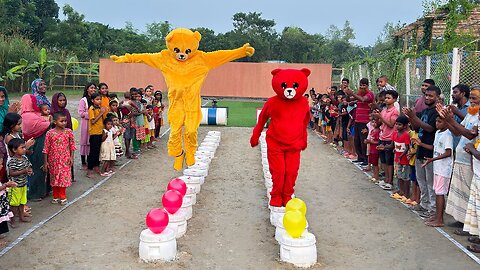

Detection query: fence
(50, 61), (99, 91)
(343, 48), (480, 107)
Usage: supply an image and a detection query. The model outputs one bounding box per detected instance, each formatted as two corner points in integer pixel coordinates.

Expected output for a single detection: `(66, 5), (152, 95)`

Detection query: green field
(205, 100), (265, 127)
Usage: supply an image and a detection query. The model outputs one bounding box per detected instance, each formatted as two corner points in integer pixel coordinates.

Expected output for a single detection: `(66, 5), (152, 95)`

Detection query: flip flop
(467, 244), (480, 253)
(468, 236), (480, 244)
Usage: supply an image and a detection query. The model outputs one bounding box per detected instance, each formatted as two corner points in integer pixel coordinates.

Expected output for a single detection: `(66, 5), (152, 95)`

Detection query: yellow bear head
(165, 28), (201, 62)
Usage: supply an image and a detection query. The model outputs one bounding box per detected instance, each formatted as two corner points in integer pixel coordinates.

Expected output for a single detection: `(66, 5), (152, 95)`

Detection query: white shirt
(474, 143), (480, 178)
(455, 113), (480, 165)
(433, 129), (453, 177)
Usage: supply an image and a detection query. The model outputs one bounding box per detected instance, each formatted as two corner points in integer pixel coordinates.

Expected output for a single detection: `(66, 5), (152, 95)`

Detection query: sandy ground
(0, 97), (479, 269)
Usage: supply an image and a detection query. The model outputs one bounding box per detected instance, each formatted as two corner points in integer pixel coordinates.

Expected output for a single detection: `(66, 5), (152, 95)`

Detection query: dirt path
(0, 127), (478, 269)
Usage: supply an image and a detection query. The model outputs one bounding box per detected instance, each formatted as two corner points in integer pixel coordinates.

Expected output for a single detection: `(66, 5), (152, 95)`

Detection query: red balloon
(146, 208), (169, 234)
(167, 178), (187, 197)
(162, 190), (183, 214)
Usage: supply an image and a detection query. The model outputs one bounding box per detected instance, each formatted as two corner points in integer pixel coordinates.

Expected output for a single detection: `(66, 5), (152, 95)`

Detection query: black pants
(0, 220), (8, 235)
(354, 122), (368, 162)
(87, 135), (102, 170)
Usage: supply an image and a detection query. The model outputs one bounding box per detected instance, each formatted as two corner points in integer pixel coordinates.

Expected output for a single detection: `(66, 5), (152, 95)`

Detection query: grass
(204, 100), (265, 127)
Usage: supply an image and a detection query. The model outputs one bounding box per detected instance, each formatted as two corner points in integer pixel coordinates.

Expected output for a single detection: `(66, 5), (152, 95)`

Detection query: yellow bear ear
(193, 31), (202, 41)
(166, 31), (175, 43)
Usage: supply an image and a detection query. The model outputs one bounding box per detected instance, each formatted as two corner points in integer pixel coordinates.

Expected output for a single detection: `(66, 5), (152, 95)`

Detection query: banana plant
(6, 58), (37, 92)
(32, 48), (57, 79)
(58, 55), (78, 90)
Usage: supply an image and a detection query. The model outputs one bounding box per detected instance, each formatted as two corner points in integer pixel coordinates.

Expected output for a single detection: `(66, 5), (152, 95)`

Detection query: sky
(53, 0), (425, 46)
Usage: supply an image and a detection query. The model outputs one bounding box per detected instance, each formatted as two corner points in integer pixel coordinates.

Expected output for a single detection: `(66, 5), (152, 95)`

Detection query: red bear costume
(250, 68), (311, 207)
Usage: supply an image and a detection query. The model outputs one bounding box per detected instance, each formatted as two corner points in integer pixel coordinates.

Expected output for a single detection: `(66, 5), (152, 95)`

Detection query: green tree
(227, 12), (278, 62)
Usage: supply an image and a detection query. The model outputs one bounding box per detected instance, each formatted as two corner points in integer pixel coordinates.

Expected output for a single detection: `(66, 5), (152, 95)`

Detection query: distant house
(393, 5), (480, 53)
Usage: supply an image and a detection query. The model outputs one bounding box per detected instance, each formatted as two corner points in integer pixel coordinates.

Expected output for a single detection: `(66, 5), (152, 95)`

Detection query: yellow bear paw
(173, 151), (185, 171)
(243, 43), (255, 57)
(185, 152), (196, 167)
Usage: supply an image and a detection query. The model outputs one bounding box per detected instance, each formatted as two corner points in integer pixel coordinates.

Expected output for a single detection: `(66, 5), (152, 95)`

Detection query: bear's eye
(281, 82), (287, 89)
(173, 48), (180, 53)
(185, 49), (192, 54)
(293, 82), (299, 89)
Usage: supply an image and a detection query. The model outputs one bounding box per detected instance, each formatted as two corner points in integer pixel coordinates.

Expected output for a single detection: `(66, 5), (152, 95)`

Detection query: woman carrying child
(20, 94), (50, 201)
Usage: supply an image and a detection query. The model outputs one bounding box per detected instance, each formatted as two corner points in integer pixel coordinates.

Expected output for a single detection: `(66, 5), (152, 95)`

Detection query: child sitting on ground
(7, 138), (33, 225)
(421, 117), (453, 227)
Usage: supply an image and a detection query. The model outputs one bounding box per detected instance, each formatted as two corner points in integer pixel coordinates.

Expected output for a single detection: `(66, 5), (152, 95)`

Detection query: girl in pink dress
(42, 111), (76, 205)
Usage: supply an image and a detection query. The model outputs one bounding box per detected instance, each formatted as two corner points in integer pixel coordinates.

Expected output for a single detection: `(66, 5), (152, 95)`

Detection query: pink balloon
(167, 178), (187, 197)
(146, 208), (169, 234)
(162, 190), (183, 214)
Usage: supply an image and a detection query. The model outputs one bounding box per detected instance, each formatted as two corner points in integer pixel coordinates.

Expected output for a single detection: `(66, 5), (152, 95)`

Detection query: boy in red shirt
(391, 116), (411, 201)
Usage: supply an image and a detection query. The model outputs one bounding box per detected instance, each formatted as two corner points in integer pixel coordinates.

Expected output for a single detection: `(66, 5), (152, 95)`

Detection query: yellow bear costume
(111, 28), (255, 170)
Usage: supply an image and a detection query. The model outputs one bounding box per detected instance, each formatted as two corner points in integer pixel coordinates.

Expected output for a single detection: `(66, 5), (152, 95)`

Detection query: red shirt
(393, 131), (410, 165)
(355, 90), (374, 123)
(369, 128), (380, 155)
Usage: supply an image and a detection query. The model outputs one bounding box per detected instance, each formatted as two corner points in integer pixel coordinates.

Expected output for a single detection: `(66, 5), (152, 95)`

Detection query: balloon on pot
(285, 198), (307, 216)
(162, 190), (183, 214)
(167, 178), (187, 197)
(283, 210), (307, 238)
(71, 117), (79, 131)
(146, 208), (169, 234)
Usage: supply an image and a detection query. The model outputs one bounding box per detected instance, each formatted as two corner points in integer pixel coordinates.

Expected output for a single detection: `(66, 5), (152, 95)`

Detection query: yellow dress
(111, 28), (254, 170)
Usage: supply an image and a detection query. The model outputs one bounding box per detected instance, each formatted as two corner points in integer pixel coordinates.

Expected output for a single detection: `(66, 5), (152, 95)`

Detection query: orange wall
(100, 59), (332, 98)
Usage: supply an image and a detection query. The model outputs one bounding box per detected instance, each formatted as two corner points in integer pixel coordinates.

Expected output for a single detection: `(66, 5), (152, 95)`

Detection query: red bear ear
(271, 69), (282, 76)
(301, 68), (311, 77)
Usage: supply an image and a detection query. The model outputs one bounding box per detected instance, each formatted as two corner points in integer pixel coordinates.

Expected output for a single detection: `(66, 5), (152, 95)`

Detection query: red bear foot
(269, 196), (283, 207)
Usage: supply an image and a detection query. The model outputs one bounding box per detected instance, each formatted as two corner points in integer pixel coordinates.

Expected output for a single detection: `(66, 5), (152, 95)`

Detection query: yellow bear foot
(186, 152), (195, 167)
(173, 151), (185, 171)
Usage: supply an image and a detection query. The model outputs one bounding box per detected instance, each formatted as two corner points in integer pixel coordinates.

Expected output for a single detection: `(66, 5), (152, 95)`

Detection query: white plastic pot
(139, 228), (177, 262)
(279, 232), (317, 268)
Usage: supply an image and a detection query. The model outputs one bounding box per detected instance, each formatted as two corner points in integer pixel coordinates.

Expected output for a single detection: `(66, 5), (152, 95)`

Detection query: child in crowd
(364, 115), (375, 172)
(323, 98), (334, 144)
(406, 126), (420, 206)
(131, 89), (145, 154)
(43, 112), (76, 205)
(109, 114), (124, 158)
(39, 104), (52, 122)
(144, 85), (154, 105)
(146, 105), (156, 148)
(120, 91), (135, 159)
(140, 99), (150, 150)
(153, 92), (164, 138)
(346, 97), (357, 159)
(0, 178), (16, 246)
(365, 119), (381, 182)
(51, 92), (74, 181)
(421, 117), (453, 227)
(312, 97), (321, 134)
(87, 93), (106, 178)
(338, 96), (350, 154)
(374, 90), (400, 191)
(390, 116), (411, 201)
(100, 118), (119, 176)
(7, 138), (33, 225)
(3, 113), (35, 158)
(98, 83), (110, 117)
(109, 99), (120, 118)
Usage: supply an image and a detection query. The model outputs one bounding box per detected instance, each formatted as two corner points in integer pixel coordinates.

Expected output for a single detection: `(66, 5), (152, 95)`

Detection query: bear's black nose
(287, 89), (292, 94)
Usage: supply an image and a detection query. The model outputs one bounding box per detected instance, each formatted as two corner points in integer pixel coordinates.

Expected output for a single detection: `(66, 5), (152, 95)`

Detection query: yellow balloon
(71, 117), (79, 131)
(286, 198), (307, 216)
(283, 210), (307, 238)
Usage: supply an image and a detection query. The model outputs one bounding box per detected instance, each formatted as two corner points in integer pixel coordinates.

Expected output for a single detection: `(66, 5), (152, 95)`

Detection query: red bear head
(271, 68), (311, 100)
